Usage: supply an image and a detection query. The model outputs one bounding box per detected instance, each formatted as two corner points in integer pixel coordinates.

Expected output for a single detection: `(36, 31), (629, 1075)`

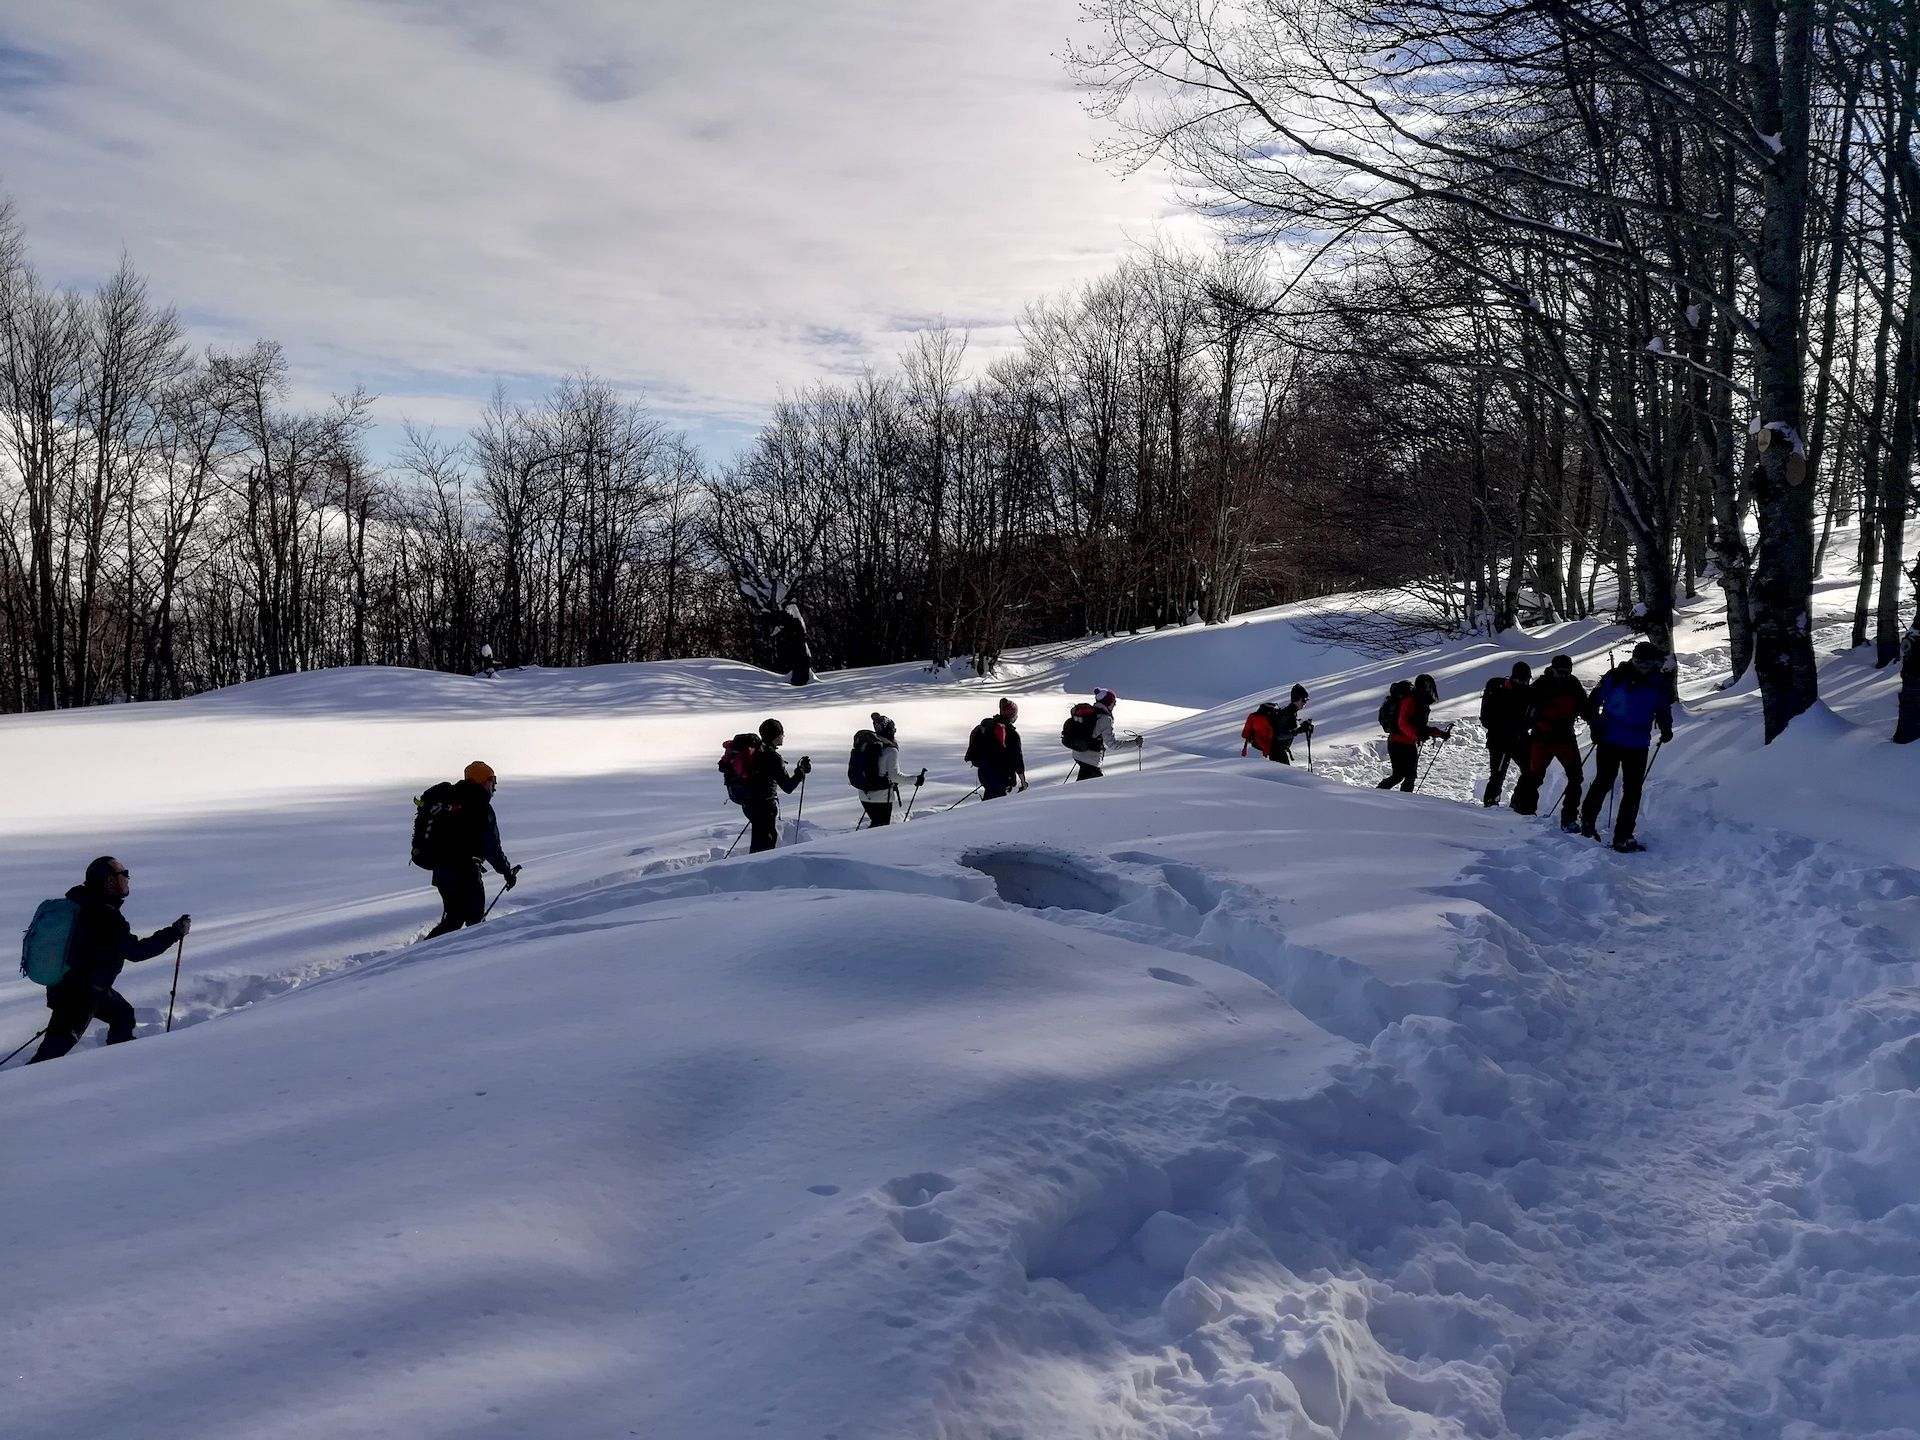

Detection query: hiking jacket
(1392, 693), (1447, 746)
(744, 744), (806, 804)
(1525, 672), (1590, 743)
(1588, 665), (1674, 749)
(1068, 702), (1127, 765)
(56, 884), (182, 995)
(1479, 677), (1531, 747)
(967, 717), (1025, 778)
(858, 739), (907, 805)
(439, 778), (512, 873)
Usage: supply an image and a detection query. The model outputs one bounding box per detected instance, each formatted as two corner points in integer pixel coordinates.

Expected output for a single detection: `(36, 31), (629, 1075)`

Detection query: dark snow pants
(1512, 739), (1583, 824)
(861, 800), (893, 828)
(978, 768), (1013, 799)
(1376, 740), (1419, 792)
(1483, 740), (1527, 805)
(744, 798), (780, 853)
(30, 981), (137, 1062)
(427, 863), (486, 938)
(1074, 761), (1105, 781)
(1582, 743), (1650, 843)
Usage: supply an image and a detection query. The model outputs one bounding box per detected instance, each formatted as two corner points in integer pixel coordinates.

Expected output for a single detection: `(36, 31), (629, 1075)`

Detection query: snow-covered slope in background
(3, 558), (1916, 1439)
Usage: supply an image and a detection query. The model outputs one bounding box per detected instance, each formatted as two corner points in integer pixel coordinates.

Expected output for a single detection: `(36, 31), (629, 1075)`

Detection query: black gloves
(503, 865), (520, 890)
(796, 756), (813, 776)
(1659, 725), (1673, 744)
(1301, 720), (1316, 736)
(173, 914), (192, 938)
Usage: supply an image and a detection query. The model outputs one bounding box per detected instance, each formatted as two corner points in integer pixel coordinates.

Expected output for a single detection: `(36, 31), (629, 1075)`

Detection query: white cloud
(0, 0), (1203, 459)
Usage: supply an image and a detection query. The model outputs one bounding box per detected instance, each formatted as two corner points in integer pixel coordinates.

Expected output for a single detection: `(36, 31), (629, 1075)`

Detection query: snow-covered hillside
(2, 567), (1916, 1439)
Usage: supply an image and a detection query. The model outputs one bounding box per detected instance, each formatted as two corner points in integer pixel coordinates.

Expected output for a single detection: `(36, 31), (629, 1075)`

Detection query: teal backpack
(20, 897), (80, 986)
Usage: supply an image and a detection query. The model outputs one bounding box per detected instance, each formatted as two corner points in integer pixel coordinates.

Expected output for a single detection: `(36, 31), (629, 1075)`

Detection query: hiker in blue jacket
(30, 857), (190, 1063)
(1579, 642), (1675, 853)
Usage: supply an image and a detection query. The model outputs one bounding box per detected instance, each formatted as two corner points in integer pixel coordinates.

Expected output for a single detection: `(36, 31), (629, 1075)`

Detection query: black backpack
(411, 781), (465, 869)
(719, 734), (762, 806)
(965, 717), (1010, 770)
(1377, 680), (1413, 734)
(848, 731), (886, 790)
(1061, 703), (1102, 752)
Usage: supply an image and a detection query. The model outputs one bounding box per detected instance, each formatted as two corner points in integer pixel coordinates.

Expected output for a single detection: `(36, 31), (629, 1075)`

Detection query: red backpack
(719, 733), (762, 805)
(1241, 706), (1279, 757)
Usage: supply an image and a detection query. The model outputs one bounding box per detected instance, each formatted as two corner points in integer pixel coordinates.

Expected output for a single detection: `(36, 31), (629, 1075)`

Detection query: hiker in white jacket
(1065, 689), (1139, 780)
(857, 713), (923, 826)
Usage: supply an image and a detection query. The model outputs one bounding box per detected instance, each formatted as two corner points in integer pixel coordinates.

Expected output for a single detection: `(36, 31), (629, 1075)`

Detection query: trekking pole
(725, 821), (750, 858)
(903, 774), (924, 821)
(1638, 739), (1665, 824)
(483, 865), (522, 919)
(1, 1029), (46, 1068)
(1549, 741), (1595, 818)
(793, 774), (807, 844)
(941, 784), (982, 812)
(1411, 735), (1441, 794)
(164, 934), (187, 1033)
(1307, 728), (1315, 773)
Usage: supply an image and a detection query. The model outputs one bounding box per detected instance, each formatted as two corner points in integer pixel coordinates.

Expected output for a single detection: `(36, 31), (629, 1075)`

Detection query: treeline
(6, 0), (1918, 754)
(1078, 0), (1918, 739)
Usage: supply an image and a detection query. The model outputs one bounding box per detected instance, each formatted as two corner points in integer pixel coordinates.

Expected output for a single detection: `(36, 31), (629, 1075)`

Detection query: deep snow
(2, 564), (1916, 1439)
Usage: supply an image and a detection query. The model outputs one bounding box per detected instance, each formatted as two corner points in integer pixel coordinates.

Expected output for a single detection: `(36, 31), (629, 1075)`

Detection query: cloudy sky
(0, 0), (1200, 460)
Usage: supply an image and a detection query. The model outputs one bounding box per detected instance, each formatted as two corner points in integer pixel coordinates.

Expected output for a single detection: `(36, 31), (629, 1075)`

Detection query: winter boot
(1612, 837), (1647, 854)
(1579, 819), (1599, 840)
(1560, 818), (1581, 834)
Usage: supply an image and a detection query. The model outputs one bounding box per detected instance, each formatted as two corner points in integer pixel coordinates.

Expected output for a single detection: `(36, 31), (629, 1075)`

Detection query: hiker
(852, 713), (924, 827)
(1510, 654), (1590, 829)
(1578, 642), (1675, 853)
(1242, 685), (1313, 765)
(1479, 661), (1533, 806)
(27, 857), (190, 1064)
(722, 718), (811, 853)
(965, 698), (1028, 799)
(421, 761), (518, 938)
(1064, 689), (1140, 780)
(1376, 674), (1451, 792)
(476, 643), (498, 679)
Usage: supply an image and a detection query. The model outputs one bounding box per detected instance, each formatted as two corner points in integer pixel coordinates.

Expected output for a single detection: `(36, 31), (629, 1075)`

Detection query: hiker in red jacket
(1376, 674), (1451, 792)
(1510, 654), (1590, 829)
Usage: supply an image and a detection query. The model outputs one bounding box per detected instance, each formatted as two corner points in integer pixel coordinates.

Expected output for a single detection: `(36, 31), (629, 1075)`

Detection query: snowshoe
(1579, 821), (1599, 840)
(1560, 819), (1582, 834)
(1612, 837), (1647, 854)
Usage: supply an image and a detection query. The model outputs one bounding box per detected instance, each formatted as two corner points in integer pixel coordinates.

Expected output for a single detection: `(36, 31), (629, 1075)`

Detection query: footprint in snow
(879, 1172), (956, 1244)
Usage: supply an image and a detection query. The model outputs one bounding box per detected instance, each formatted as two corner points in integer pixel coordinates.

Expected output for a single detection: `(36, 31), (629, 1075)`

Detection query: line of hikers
(1477, 643), (1676, 852)
(16, 654), (1671, 1066)
(714, 690), (1146, 855)
(1241, 643), (1677, 853)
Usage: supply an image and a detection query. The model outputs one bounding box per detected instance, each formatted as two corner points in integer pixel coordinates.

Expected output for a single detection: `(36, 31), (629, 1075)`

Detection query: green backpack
(20, 897), (80, 986)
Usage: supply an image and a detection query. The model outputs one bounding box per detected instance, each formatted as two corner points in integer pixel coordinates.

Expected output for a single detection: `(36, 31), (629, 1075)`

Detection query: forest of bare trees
(1076, 0), (1917, 739)
(2, 0), (1914, 745)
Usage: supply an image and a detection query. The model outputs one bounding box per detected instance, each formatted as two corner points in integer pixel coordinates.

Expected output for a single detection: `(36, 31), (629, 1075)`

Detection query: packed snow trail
(900, 797), (1920, 1438)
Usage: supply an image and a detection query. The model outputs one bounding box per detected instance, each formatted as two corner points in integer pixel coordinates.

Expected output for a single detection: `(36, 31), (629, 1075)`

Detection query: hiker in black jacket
(30, 856), (190, 1064)
(742, 718), (811, 852)
(1479, 661), (1532, 806)
(426, 761), (518, 938)
(966, 698), (1028, 799)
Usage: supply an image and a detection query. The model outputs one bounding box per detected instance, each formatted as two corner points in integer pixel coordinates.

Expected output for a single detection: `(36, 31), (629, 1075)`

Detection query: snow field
(3, 560), (1918, 1438)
